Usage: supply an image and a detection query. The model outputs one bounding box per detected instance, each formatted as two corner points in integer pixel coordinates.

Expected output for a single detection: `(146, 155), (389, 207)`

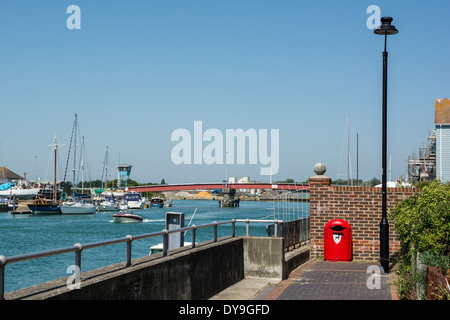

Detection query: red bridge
(127, 183), (310, 193)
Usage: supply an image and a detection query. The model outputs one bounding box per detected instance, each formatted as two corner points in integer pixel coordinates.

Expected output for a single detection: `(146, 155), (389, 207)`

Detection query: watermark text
(171, 121), (279, 176)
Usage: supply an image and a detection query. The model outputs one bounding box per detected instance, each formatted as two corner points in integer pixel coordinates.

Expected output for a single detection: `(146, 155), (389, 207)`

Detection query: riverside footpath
(211, 260), (399, 300)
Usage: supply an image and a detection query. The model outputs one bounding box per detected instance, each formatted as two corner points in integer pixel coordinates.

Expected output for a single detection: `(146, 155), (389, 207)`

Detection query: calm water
(0, 199), (309, 293)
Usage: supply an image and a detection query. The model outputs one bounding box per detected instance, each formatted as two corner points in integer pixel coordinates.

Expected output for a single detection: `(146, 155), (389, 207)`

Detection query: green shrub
(389, 181), (450, 299)
(390, 181), (450, 255)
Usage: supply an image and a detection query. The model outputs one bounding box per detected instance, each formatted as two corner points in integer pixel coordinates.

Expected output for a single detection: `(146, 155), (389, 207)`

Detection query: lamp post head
(374, 17), (398, 35)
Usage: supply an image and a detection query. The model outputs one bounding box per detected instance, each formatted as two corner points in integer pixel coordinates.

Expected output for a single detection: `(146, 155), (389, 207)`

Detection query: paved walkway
(210, 260), (399, 300)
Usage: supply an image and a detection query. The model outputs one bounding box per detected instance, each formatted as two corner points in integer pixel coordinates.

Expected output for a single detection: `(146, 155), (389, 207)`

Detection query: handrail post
(307, 217), (310, 240)
(191, 225), (196, 248)
(0, 255), (6, 300)
(126, 235), (133, 267)
(232, 219), (236, 237)
(74, 243), (83, 283)
(246, 219), (250, 236)
(274, 219), (278, 237)
(162, 230), (168, 256)
(213, 222), (218, 242)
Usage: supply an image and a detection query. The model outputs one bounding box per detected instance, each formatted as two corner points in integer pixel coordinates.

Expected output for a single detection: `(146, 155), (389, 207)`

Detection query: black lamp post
(374, 17), (398, 274)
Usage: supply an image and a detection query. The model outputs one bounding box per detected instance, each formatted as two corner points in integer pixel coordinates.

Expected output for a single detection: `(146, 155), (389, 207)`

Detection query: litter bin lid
(325, 219), (351, 230)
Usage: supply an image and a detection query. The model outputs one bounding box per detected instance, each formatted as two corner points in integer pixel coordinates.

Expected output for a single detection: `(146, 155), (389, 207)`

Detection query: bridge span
(127, 182), (310, 193)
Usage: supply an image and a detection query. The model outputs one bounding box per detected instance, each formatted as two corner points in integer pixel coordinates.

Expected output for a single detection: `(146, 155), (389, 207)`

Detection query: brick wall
(308, 175), (421, 261)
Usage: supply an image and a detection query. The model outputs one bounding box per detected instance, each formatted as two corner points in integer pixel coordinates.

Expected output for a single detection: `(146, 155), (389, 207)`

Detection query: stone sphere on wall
(313, 163), (326, 176)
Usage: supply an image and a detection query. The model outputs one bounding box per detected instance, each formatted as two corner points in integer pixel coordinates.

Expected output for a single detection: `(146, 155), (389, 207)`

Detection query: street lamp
(374, 17), (398, 274)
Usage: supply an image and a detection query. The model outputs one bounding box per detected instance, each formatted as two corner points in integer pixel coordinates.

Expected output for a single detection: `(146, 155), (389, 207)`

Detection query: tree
(161, 178), (166, 185)
(365, 177), (381, 187)
(389, 180), (450, 299)
(390, 180), (450, 255)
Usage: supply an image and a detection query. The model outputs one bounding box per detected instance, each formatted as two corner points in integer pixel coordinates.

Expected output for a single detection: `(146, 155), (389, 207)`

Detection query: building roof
(0, 167), (23, 180)
(435, 98), (450, 124)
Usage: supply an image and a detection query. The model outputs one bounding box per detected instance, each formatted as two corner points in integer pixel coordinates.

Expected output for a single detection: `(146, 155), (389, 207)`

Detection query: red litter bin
(324, 219), (352, 261)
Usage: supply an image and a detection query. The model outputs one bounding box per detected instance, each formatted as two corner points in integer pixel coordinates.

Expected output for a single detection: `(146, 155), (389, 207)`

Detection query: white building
(435, 99), (450, 182)
(237, 176), (250, 183)
(228, 177), (236, 183)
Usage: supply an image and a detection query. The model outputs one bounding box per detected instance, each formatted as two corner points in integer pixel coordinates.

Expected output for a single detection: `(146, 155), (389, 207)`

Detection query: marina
(0, 199), (310, 293)
(0, 2), (448, 302)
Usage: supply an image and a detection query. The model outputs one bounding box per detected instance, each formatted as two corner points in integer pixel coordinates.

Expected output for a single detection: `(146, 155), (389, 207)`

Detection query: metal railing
(266, 217), (310, 250)
(281, 217), (310, 250)
(0, 218), (284, 299)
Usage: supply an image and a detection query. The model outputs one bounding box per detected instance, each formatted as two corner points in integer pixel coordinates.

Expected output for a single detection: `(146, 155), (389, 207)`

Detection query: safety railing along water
(0, 218), (288, 299)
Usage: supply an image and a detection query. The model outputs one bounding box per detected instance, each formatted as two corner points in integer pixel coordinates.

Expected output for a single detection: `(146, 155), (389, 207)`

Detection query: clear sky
(0, 0), (449, 185)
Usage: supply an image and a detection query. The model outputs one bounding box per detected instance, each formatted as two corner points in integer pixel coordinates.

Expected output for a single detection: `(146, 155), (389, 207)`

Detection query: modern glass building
(435, 99), (450, 183)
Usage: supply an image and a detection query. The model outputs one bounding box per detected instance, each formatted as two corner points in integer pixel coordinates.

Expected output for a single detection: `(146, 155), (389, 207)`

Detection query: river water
(0, 199), (309, 293)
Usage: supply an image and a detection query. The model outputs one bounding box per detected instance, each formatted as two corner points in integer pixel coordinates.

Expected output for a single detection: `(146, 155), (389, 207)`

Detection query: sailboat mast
(347, 114), (353, 186)
(81, 136), (85, 194)
(389, 153), (392, 182)
(73, 113), (77, 197)
(105, 146), (108, 190)
(357, 132), (359, 186)
(54, 134), (57, 202)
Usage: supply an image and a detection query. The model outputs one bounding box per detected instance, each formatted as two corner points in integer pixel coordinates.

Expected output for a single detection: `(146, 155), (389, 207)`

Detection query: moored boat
(0, 181), (41, 200)
(113, 210), (143, 223)
(27, 196), (61, 214)
(150, 197), (164, 208)
(60, 199), (96, 214)
(97, 197), (120, 211)
(0, 187), (41, 200)
(28, 135), (61, 215)
(123, 192), (147, 209)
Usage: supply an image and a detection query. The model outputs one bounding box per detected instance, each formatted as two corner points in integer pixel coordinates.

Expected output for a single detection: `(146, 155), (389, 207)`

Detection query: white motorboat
(97, 198), (120, 211)
(60, 199), (97, 214)
(113, 210), (143, 223)
(123, 192), (147, 209)
(0, 186), (41, 200)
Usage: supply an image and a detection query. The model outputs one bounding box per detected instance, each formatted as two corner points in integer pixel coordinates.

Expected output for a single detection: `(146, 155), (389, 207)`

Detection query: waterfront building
(0, 167), (23, 184)
(435, 98), (450, 182)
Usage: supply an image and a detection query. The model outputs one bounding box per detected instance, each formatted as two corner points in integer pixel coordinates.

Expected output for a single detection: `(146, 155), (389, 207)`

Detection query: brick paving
(263, 260), (395, 300)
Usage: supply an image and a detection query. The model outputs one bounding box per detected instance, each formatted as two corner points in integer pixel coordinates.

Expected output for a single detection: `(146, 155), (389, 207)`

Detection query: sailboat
(96, 146), (120, 212)
(60, 115), (96, 214)
(60, 197), (96, 214)
(27, 135), (62, 214)
(61, 136), (96, 214)
(337, 114), (354, 185)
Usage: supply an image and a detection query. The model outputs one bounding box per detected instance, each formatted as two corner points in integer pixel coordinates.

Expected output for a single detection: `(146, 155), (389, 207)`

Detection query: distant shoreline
(171, 196), (309, 202)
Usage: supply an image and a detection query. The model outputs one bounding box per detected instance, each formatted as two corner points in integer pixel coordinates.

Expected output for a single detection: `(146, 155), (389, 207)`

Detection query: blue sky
(0, 0), (449, 184)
